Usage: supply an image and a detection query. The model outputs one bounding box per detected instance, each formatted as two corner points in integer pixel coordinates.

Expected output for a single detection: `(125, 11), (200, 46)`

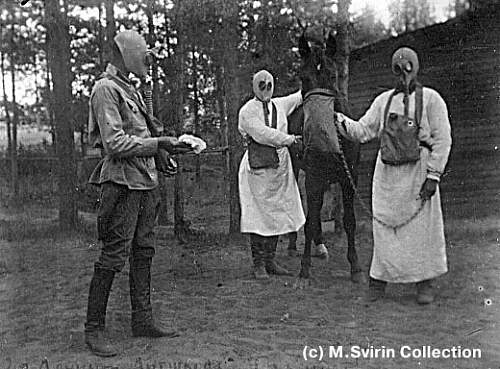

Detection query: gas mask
(392, 47), (419, 93)
(253, 70), (274, 103)
(114, 30), (153, 79)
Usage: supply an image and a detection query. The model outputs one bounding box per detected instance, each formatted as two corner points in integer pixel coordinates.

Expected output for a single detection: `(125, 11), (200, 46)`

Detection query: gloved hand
(289, 135), (304, 159)
(334, 112), (349, 138)
(418, 178), (438, 201)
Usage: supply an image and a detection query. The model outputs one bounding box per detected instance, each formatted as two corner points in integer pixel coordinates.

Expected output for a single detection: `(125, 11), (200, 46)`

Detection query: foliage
(352, 3), (389, 49)
(388, 0), (436, 35)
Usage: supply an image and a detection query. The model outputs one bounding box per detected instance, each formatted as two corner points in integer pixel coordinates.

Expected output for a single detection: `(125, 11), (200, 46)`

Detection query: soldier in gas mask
(85, 30), (192, 357)
(238, 70), (305, 280)
(337, 47), (452, 305)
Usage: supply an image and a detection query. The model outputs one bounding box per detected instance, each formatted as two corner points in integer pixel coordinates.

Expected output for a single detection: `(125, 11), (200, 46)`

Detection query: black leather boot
(84, 267), (118, 357)
(129, 257), (179, 338)
(265, 237), (292, 276)
(416, 279), (435, 304)
(365, 277), (387, 303)
(287, 232), (299, 257)
(250, 235), (269, 280)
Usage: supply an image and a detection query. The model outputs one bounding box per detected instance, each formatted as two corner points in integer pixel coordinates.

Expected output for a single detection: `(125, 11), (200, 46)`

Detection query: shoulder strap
(383, 90), (397, 125)
(415, 83), (423, 128)
(271, 102), (277, 129)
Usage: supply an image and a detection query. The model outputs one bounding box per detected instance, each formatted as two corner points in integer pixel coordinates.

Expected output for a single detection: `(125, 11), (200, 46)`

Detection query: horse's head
(298, 31), (338, 95)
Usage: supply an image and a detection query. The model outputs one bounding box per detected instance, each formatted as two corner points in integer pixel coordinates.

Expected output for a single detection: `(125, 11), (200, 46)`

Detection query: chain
(331, 114), (427, 232)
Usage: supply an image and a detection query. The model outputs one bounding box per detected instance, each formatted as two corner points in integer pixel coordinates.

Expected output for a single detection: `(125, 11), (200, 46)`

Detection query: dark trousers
(95, 182), (160, 272)
(250, 234), (279, 267)
(85, 182), (160, 333)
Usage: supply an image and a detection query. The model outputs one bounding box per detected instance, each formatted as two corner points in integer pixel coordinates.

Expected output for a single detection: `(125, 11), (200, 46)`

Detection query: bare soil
(0, 205), (499, 369)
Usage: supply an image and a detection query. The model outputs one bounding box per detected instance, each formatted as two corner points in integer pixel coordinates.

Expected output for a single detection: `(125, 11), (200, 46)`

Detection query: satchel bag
(247, 102), (279, 169)
(380, 83), (423, 165)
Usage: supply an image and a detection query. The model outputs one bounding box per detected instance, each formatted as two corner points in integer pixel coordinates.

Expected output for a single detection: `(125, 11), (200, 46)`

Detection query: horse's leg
(340, 180), (365, 284)
(298, 169), (326, 281)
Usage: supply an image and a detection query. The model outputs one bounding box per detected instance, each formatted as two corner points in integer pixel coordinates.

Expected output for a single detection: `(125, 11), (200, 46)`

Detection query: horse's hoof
(351, 270), (367, 284)
(312, 244), (329, 260)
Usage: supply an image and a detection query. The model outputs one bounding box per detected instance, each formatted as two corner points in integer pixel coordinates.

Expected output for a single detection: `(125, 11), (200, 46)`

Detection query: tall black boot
(84, 266), (118, 357)
(265, 237), (292, 276)
(250, 235), (268, 280)
(365, 277), (387, 303)
(129, 257), (179, 338)
(287, 232), (299, 257)
(416, 279), (435, 305)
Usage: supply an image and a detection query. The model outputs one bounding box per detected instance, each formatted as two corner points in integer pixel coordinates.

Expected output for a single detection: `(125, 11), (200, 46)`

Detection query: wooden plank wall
(347, 6), (500, 217)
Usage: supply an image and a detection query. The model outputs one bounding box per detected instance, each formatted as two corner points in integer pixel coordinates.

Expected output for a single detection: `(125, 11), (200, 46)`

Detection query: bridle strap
(304, 88), (336, 102)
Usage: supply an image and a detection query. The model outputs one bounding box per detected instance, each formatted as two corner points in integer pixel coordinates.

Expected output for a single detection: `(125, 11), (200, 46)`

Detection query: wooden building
(348, 3), (500, 217)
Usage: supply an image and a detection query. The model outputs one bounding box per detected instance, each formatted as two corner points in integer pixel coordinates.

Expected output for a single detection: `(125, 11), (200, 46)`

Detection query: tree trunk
(45, 0), (78, 230)
(335, 0), (351, 105)
(218, 2), (244, 235)
(215, 65), (227, 149)
(191, 46), (201, 181)
(0, 23), (12, 161)
(145, 0), (160, 113)
(226, 70), (244, 235)
(214, 64), (229, 185)
(9, 22), (19, 198)
(45, 62), (56, 151)
(404, 0), (410, 32)
(157, 8), (172, 227)
(97, 2), (104, 69)
(105, 0), (116, 61)
(173, 18), (187, 240)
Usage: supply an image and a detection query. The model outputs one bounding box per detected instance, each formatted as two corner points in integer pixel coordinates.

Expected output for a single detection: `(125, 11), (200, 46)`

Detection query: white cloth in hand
(178, 134), (207, 154)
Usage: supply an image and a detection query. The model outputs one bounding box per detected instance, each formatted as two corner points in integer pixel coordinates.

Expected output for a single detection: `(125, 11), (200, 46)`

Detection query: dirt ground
(0, 204), (499, 369)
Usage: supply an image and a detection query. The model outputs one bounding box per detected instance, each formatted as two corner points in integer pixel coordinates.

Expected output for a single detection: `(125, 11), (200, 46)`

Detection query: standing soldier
(85, 30), (191, 356)
(238, 70), (305, 279)
(337, 47), (452, 304)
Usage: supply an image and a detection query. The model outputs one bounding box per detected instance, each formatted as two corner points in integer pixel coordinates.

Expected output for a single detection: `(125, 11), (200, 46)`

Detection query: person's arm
(274, 90), (303, 116)
(425, 91), (452, 182)
(239, 108), (296, 147)
(92, 82), (158, 158)
(336, 94), (385, 143)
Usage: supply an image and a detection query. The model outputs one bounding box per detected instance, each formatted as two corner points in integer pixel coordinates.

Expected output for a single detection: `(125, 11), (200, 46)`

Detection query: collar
(394, 79), (419, 94)
(254, 96), (272, 104)
(106, 64), (132, 86)
(304, 88), (336, 102)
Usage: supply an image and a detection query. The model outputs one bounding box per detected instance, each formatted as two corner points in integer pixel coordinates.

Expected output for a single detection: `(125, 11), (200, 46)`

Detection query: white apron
(371, 148), (447, 283)
(238, 91), (306, 236)
(342, 87), (452, 283)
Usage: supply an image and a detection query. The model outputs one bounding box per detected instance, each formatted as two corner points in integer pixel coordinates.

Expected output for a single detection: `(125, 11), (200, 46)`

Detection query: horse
(290, 31), (365, 286)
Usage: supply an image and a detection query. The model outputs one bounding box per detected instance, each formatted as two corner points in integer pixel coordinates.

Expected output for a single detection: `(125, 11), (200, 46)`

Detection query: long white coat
(238, 91), (305, 236)
(342, 87), (452, 283)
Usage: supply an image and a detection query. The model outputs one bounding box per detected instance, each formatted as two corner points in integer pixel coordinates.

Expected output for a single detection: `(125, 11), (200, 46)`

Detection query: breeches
(95, 182), (160, 272)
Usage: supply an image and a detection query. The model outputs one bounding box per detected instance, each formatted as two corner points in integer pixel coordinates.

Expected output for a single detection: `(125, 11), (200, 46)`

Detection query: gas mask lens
(394, 62), (413, 75)
(258, 81), (272, 91)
